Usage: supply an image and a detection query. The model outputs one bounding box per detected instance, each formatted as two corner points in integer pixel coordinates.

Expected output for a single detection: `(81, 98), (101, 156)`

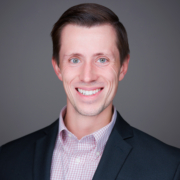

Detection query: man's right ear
(52, 58), (62, 81)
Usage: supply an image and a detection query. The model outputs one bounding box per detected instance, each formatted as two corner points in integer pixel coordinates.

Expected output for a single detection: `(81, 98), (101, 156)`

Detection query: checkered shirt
(50, 106), (117, 180)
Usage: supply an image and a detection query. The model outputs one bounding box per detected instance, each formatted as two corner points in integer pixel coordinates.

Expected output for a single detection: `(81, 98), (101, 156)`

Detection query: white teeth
(77, 88), (101, 96)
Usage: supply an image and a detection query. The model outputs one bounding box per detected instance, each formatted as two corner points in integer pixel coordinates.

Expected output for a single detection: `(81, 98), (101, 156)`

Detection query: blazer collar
(93, 111), (134, 180)
(33, 119), (59, 180)
(32, 111), (133, 180)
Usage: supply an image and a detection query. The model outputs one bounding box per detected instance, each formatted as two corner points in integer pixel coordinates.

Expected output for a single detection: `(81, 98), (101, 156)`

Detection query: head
(51, 3), (130, 66)
(51, 3), (130, 117)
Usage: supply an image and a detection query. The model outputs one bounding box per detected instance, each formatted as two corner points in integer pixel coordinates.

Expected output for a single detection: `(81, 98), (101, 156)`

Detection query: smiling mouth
(76, 88), (103, 96)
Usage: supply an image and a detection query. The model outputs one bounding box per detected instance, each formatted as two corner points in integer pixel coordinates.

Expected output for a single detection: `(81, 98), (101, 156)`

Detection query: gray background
(0, 0), (180, 148)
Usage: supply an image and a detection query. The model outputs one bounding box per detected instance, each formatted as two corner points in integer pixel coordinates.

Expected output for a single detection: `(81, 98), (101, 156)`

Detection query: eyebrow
(94, 53), (108, 57)
(63, 52), (113, 58)
(63, 53), (82, 58)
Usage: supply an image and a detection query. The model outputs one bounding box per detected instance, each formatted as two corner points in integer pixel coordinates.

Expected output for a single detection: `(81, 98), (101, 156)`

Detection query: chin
(74, 105), (105, 117)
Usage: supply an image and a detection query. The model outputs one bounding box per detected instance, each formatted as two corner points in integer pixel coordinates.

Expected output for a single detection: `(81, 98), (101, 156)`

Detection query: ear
(119, 54), (130, 81)
(52, 58), (62, 81)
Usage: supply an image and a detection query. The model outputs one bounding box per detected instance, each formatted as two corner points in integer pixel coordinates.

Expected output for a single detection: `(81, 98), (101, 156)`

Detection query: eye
(70, 58), (80, 64)
(97, 58), (107, 63)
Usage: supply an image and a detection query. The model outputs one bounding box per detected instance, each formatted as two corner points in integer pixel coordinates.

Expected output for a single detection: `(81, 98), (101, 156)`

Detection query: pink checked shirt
(50, 106), (117, 180)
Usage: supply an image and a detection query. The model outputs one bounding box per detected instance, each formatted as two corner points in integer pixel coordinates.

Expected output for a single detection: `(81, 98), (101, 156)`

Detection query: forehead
(60, 24), (118, 57)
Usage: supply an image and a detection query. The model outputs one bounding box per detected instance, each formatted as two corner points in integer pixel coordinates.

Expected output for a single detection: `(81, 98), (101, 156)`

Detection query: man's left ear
(119, 54), (130, 81)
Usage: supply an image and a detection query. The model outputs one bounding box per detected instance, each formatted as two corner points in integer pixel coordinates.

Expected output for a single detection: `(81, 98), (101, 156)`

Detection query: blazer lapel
(33, 119), (59, 180)
(93, 112), (133, 180)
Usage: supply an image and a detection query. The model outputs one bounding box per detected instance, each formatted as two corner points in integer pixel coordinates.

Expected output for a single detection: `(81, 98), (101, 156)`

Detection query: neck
(64, 103), (113, 140)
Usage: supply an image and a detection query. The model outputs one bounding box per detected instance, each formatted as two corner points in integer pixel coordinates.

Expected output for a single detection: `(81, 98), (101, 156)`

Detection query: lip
(76, 87), (104, 98)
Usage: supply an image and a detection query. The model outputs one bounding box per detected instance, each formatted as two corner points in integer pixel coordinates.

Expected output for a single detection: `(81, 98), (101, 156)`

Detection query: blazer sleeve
(173, 162), (180, 180)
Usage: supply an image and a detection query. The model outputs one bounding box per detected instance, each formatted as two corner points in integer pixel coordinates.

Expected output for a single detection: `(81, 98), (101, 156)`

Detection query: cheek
(60, 66), (81, 98)
(98, 65), (119, 85)
(61, 65), (78, 82)
(110, 65), (119, 80)
(61, 67), (77, 100)
(102, 66), (119, 104)
(106, 66), (119, 95)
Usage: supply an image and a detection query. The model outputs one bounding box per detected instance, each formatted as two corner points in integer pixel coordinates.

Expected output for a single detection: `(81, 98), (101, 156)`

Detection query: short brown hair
(51, 3), (130, 65)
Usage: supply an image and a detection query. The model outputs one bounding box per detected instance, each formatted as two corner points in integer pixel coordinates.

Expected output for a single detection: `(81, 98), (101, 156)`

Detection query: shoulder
(116, 111), (180, 159)
(132, 126), (180, 153)
(128, 126), (180, 165)
(0, 119), (59, 179)
(115, 111), (180, 174)
(0, 119), (59, 156)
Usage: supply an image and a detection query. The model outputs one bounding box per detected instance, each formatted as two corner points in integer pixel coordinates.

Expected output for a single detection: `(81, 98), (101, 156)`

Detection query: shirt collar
(92, 107), (117, 152)
(58, 105), (117, 152)
(59, 106), (67, 132)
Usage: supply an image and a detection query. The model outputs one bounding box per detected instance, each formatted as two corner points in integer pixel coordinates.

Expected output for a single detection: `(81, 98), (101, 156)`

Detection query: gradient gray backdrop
(0, 0), (180, 148)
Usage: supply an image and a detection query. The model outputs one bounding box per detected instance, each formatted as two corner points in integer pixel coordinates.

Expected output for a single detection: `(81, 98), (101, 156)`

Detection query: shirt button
(75, 158), (80, 164)
(96, 152), (100, 156)
(68, 134), (72, 137)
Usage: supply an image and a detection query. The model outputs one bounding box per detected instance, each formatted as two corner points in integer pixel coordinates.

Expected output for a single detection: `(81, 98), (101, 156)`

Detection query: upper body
(0, 3), (180, 180)
(0, 109), (180, 180)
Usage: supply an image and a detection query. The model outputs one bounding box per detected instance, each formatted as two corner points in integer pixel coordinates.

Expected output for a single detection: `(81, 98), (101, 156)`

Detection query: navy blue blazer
(0, 112), (180, 180)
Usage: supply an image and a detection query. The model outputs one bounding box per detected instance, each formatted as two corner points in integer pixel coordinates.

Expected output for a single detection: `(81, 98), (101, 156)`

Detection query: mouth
(76, 88), (103, 96)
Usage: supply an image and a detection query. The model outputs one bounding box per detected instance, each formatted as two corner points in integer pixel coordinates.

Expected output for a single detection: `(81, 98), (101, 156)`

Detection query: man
(0, 3), (180, 180)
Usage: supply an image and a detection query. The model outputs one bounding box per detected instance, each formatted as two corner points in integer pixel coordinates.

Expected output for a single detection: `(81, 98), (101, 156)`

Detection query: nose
(79, 62), (98, 83)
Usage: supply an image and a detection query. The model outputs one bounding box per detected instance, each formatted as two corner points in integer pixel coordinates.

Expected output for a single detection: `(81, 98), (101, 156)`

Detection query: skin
(52, 24), (130, 139)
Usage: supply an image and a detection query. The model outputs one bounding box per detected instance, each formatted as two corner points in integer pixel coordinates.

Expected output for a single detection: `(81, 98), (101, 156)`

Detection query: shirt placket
(65, 140), (87, 180)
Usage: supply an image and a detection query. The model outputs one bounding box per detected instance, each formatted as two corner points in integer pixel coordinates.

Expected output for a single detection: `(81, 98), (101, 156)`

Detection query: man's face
(53, 24), (129, 116)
